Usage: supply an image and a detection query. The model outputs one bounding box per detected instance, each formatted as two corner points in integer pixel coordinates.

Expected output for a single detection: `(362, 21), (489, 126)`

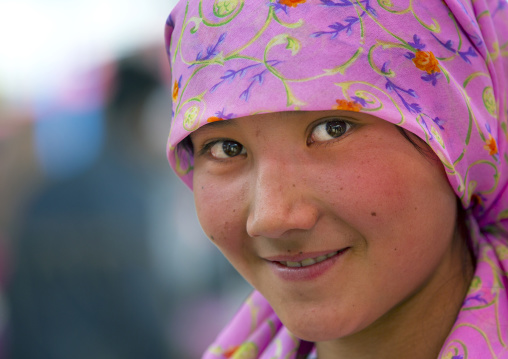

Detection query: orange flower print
(224, 345), (239, 358)
(412, 50), (440, 74)
(172, 81), (179, 101)
(279, 0), (306, 7)
(470, 193), (484, 208)
(172, 75), (182, 102)
(484, 134), (498, 155)
(333, 99), (362, 112)
(223, 342), (258, 359)
(207, 116), (224, 123)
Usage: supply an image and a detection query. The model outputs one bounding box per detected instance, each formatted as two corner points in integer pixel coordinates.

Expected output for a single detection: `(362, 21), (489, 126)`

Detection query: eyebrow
(194, 110), (305, 135)
(201, 119), (237, 130)
(189, 119), (237, 141)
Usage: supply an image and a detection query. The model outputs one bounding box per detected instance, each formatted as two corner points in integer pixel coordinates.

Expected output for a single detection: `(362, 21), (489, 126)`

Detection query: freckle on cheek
(210, 235), (215, 241)
(371, 212), (377, 216)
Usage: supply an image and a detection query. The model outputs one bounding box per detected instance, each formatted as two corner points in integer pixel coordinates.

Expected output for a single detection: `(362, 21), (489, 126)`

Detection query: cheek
(316, 155), (414, 219)
(339, 152), (457, 269)
(317, 146), (456, 245)
(193, 172), (249, 260)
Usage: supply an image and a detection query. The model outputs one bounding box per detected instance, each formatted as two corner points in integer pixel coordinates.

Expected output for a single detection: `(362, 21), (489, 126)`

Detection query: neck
(315, 230), (474, 359)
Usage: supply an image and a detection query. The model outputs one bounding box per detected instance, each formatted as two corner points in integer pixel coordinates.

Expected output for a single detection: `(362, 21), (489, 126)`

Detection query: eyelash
(197, 118), (355, 160)
(197, 139), (243, 162)
(198, 140), (222, 157)
(307, 118), (355, 146)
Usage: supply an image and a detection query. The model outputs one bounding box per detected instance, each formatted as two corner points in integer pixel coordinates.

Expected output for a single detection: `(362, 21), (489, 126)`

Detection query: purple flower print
(312, 16), (361, 38)
(468, 32), (484, 47)
(421, 72), (442, 86)
(431, 33), (478, 64)
(408, 34), (426, 51)
(210, 60), (282, 102)
(191, 33), (227, 67)
(166, 15), (174, 27)
(215, 108), (235, 120)
(493, 0), (507, 17)
(432, 117), (446, 130)
(320, 0), (376, 16)
(464, 294), (488, 306)
(382, 63), (421, 114)
(312, 0), (376, 38)
(320, 0), (354, 6)
(421, 118), (434, 140)
(270, 1), (289, 14)
(240, 64), (282, 101)
(210, 64), (262, 93)
(351, 96), (368, 107)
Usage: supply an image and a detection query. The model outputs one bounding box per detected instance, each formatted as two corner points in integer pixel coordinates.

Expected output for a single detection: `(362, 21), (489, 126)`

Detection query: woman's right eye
(209, 140), (246, 159)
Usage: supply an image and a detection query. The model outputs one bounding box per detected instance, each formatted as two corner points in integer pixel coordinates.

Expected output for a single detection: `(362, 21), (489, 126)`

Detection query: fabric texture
(164, 0), (508, 357)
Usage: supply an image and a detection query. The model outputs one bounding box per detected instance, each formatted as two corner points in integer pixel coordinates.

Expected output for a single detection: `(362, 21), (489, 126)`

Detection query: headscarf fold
(164, 0), (508, 357)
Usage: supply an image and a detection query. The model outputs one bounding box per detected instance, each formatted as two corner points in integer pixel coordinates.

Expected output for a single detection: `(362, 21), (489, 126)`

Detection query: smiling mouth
(277, 248), (348, 268)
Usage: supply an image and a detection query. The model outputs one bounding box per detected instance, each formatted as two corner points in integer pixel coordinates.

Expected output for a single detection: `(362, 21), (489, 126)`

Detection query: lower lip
(268, 248), (350, 281)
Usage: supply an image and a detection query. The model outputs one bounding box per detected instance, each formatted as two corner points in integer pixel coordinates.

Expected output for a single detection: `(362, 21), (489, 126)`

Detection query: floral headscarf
(164, 0), (508, 358)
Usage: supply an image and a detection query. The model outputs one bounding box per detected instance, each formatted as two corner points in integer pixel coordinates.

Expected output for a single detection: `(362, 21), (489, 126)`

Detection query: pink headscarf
(164, 0), (508, 357)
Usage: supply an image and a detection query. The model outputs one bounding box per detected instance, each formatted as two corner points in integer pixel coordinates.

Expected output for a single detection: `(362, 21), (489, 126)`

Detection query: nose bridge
(246, 156), (317, 238)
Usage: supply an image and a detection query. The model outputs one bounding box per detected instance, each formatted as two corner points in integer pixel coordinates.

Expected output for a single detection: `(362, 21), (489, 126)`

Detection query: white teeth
(327, 251), (338, 258)
(286, 261), (302, 268)
(300, 258), (316, 266)
(279, 250), (340, 268)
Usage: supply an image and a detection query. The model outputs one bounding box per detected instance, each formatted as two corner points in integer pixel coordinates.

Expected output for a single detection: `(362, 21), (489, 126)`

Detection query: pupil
(222, 141), (242, 157)
(326, 121), (346, 137)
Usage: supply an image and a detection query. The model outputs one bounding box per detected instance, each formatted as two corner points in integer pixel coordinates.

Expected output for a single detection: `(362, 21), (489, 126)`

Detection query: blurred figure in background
(1, 1), (251, 358)
(7, 50), (170, 359)
(3, 45), (251, 359)
(0, 106), (41, 359)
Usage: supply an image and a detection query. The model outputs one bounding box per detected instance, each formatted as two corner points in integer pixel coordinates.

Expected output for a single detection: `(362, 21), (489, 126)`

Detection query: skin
(190, 110), (473, 359)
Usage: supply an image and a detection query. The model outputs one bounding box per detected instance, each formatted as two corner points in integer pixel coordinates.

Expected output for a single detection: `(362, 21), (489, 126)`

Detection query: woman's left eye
(310, 119), (353, 143)
(208, 140), (246, 159)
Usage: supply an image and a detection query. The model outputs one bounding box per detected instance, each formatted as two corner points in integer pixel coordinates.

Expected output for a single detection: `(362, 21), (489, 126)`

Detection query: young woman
(164, 0), (508, 358)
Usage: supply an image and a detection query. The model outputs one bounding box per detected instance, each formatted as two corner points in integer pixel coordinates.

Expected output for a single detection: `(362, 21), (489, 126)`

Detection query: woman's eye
(310, 120), (352, 143)
(209, 140), (246, 159)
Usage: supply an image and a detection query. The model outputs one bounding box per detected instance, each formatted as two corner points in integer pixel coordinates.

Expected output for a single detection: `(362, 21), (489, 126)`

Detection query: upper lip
(263, 248), (347, 262)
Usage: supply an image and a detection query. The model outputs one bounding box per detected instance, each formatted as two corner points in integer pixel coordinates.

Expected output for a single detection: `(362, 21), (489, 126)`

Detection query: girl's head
(164, 0), (507, 350)
(190, 109), (468, 341)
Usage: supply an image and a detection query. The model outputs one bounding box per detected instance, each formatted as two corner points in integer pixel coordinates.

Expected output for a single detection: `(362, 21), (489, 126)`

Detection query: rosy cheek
(194, 180), (246, 253)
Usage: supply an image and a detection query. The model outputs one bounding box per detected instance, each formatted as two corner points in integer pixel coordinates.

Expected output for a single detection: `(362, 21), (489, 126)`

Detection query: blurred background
(0, 0), (251, 358)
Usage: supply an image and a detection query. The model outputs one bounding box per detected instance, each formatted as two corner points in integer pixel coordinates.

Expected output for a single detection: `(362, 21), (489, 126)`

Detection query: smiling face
(190, 110), (465, 344)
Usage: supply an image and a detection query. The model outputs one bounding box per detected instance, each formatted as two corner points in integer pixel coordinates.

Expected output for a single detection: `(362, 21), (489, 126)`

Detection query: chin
(287, 323), (348, 343)
(279, 311), (360, 343)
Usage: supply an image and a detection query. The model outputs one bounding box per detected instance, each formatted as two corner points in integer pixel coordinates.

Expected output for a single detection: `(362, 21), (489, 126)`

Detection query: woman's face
(191, 110), (461, 342)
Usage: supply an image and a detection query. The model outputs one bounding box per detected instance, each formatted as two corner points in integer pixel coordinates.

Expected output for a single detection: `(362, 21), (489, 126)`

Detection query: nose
(246, 159), (319, 239)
